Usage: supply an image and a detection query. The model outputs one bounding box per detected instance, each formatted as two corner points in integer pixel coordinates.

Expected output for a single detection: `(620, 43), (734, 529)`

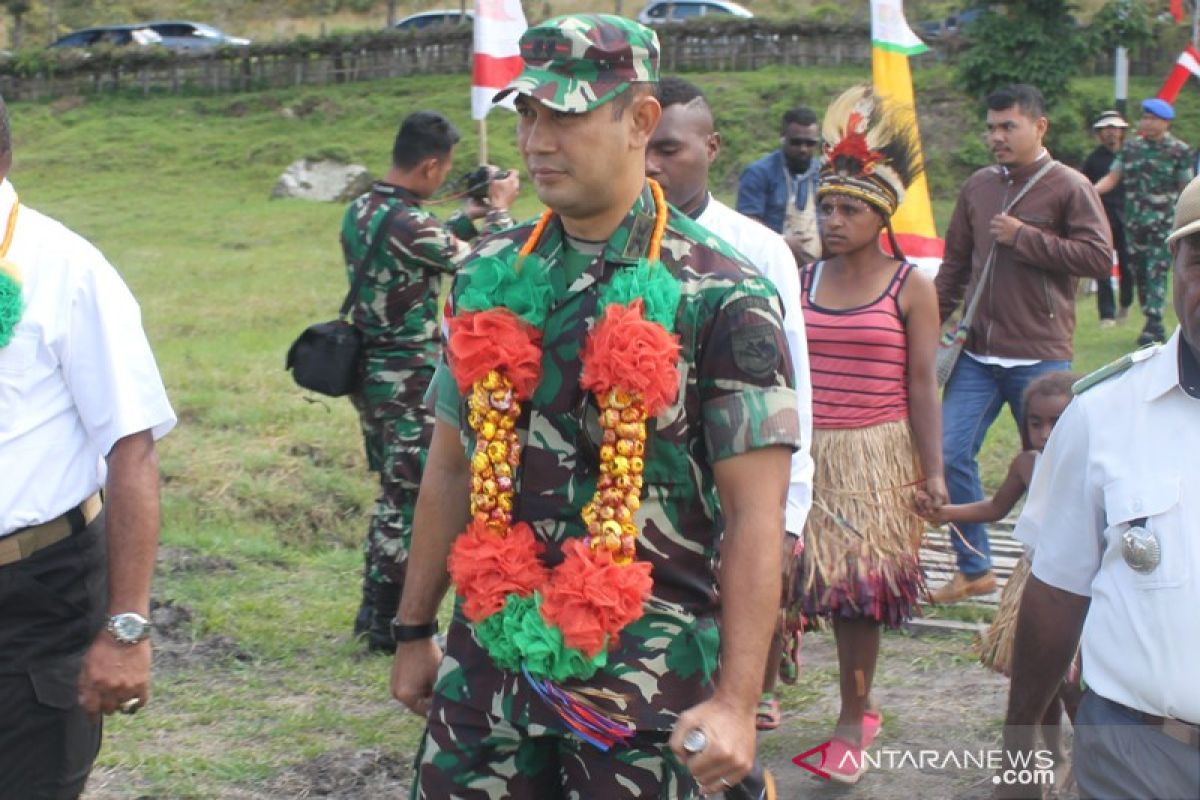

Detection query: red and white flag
(1158, 44), (1200, 104)
(472, 0), (527, 120)
(1170, 0), (1185, 24)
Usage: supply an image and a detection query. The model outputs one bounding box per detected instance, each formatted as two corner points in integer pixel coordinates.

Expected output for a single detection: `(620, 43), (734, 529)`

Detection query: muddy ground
(83, 624), (1080, 799)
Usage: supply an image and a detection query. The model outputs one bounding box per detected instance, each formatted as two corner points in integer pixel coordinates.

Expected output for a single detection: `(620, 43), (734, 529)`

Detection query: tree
(4, 0), (32, 49)
(955, 0), (1090, 108)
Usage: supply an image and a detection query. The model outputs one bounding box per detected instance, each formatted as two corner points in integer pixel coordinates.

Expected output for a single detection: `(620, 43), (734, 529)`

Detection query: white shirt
(1015, 330), (1199, 723)
(0, 180), (176, 536)
(696, 195), (814, 534)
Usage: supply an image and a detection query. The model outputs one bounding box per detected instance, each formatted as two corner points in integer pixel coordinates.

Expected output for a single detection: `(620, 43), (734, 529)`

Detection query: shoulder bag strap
(339, 201), (407, 319)
(959, 158), (1058, 328)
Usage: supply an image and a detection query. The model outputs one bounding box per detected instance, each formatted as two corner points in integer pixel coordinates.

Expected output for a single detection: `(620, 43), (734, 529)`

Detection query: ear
(418, 156), (444, 182)
(1035, 116), (1049, 139)
(706, 131), (721, 166)
(628, 93), (663, 149)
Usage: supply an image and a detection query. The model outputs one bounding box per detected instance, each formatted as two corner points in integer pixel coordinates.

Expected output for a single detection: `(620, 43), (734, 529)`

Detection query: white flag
(472, 0), (528, 120)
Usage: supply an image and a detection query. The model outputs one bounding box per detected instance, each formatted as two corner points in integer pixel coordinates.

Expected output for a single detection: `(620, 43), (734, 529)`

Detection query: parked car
(48, 25), (162, 50)
(393, 10), (474, 31)
(637, 0), (754, 25)
(142, 21), (251, 51)
(918, 7), (985, 40)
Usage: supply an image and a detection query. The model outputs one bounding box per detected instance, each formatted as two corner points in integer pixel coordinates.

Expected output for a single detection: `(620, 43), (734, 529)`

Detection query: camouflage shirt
(340, 182), (511, 376)
(426, 184), (801, 732)
(1113, 134), (1194, 225)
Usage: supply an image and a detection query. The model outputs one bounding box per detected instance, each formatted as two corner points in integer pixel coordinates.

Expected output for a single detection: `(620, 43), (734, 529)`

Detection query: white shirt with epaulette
(1014, 329), (1199, 724)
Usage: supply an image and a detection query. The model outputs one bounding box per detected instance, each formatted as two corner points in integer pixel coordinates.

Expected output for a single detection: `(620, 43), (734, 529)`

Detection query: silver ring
(682, 728), (708, 754)
(119, 697), (141, 715)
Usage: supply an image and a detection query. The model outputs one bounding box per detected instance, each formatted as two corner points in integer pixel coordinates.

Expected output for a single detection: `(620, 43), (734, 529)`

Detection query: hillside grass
(8, 66), (1180, 796)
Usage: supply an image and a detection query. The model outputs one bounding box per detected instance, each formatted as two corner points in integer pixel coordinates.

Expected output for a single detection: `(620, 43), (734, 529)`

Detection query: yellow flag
(871, 0), (942, 273)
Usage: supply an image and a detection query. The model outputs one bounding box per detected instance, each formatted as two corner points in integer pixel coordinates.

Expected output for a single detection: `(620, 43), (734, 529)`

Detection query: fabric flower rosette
(0, 258), (22, 349)
(443, 183), (682, 749)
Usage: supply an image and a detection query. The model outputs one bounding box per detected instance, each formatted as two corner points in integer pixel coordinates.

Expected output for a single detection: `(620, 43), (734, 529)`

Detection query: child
(792, 85), (947, 784)
(922, 370), (1078, 778)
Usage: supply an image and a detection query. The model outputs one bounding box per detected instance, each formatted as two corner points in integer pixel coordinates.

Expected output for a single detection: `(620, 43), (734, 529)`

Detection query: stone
(271, 159), (373, 202)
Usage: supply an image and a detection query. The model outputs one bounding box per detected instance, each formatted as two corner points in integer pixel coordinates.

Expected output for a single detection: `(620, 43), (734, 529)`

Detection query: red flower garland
(447, 521), (550, 622)
(447, 309), (543, 398)
(580, 300), (681, 417)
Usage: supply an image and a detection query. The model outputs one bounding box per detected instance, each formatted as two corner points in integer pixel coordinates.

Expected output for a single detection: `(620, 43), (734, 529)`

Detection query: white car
(637, 0), (754, 25)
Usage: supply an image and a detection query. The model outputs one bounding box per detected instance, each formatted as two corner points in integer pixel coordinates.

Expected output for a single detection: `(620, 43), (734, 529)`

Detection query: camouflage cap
(494, 14), (659, 114)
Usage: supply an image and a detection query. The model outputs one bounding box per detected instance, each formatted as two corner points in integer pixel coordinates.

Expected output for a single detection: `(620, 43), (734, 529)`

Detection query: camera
(462, 166), (510, 201)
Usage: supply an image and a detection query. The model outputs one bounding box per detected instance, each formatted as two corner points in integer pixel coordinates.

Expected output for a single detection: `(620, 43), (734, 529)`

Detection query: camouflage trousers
(1126, 219), (1173, 322)
(411, 696), (701, 799)
(353, 367), (435, 586)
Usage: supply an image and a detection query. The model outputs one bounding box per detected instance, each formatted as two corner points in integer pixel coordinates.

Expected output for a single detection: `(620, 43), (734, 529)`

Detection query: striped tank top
(801, 260), (913, 430)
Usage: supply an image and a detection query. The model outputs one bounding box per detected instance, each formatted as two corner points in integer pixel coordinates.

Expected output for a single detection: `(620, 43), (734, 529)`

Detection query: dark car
(142, 21), (250, 51)
(48, 25), (162, 50)
(393, 10), (474, 31)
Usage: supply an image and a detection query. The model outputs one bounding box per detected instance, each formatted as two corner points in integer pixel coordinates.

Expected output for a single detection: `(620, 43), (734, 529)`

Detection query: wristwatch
(390, 619), (438, 643)
(107, 612), (152, 645)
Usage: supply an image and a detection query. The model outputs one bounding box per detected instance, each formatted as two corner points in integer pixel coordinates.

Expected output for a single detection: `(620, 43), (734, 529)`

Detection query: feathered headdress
(817, 85), (923, 218)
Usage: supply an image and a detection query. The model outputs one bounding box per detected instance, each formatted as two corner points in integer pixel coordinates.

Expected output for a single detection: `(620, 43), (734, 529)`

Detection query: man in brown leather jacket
(931, 84), (1111, 604)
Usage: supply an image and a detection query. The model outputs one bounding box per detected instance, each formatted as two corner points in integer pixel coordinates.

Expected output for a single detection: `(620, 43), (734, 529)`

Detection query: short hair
(655, 76), (707, 110)
(391, 111), (460, 170)
(781, 106), (817, 132)
(986, 84), (1046, 120)
(610, 82), (655, 120)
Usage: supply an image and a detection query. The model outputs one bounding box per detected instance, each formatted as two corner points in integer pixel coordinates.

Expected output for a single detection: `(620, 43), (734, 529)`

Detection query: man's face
(985, 106), (1046, 168)
(1173, 234), (1200, 353)
(645, 102), (720, 214)
(516, 93), (653, 221)
(781, 122), (820, 173)
(1139, 112), (1170, 140)
(1096, 126), (1124, 152)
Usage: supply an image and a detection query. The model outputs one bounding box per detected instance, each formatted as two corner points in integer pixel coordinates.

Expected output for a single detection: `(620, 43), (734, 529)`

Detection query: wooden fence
(0, 20), (1183, 102)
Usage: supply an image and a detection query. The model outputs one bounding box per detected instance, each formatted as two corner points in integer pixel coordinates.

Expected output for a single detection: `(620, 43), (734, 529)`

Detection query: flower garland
(444, 181), (682, 747)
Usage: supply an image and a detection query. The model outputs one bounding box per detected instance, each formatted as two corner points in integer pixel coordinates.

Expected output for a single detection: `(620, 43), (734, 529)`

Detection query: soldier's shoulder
(661, 208), (756, 279)
(467, 216), (537, 258)
(1072, 343), (1166, 396)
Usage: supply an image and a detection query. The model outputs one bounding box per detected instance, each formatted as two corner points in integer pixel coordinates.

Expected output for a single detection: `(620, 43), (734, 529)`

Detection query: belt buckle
(1161, 718), (1200, 750)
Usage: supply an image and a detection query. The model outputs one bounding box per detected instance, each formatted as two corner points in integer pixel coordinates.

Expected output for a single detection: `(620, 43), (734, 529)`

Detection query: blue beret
(1142, 98), (1175, 121)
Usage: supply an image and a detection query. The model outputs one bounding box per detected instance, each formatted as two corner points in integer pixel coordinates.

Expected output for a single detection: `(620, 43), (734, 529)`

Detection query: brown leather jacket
(936, 154), (1113, 361)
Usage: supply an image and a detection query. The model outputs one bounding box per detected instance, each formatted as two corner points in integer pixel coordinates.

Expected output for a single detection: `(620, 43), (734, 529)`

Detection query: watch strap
(390, 619), (438, 643)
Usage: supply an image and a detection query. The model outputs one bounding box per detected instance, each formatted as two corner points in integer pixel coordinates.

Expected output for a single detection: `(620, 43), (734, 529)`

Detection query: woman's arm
(901, 269), (947, 507)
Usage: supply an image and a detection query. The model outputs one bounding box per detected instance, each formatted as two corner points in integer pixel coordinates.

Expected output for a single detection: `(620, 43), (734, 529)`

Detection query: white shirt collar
(0, 179), (15, 219)
(1145, 329), (1185, 402)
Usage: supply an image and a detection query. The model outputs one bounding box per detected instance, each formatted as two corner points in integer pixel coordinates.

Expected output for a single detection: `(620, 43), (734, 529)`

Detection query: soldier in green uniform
(1095, 98), (1193, 346)
(343, 111), (518, 651)
(389, 15), (800, 798)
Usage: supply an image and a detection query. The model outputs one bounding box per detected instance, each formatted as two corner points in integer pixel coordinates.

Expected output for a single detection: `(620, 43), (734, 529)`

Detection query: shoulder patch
(1072, 344), (1162, 395)
(732, 322), (779, 379)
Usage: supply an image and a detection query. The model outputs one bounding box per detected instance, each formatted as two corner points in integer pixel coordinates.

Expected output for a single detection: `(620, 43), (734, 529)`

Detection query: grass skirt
(978, 552), (1030, 675)
(793, 419), (925, 628)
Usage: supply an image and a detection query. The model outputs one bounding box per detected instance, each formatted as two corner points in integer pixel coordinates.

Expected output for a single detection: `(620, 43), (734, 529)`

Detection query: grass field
(7, 66), (1180, 796)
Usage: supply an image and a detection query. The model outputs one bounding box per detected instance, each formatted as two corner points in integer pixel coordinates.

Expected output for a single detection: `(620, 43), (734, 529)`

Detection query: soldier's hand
(487, 169), (520, 210)
(989, 213), (1024, 246)
(669, 695), (757, 795)
(390, 636), (443, 717)
(78, 633), (151, 718)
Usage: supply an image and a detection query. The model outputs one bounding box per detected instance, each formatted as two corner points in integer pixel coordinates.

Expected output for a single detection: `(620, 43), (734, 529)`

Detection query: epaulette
(1072, 344), (1163, 395)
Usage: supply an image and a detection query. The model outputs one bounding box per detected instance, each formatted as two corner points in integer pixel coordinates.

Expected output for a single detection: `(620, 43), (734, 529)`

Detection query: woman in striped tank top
(791, 86), (947, 784)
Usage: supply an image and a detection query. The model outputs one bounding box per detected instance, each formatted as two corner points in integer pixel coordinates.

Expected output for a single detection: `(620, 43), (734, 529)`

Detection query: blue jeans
(941, 355), (1071, 576)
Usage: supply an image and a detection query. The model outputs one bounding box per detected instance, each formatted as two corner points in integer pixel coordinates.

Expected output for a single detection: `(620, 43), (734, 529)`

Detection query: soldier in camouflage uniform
(1096, 98), (1193, 345)
(343, 110), (518, 651)
(389, 15), (801, 799)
